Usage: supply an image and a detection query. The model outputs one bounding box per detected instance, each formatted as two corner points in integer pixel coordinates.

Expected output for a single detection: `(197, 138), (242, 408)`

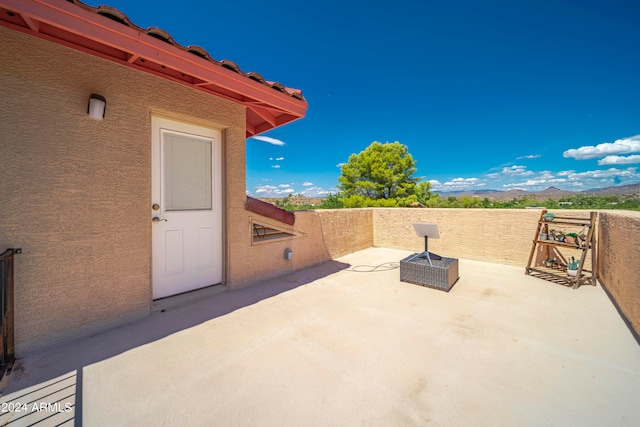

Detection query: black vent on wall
(252, 223), (295, 243)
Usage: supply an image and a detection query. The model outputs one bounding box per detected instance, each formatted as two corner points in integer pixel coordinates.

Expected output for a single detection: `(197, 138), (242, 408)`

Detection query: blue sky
(89, 0), (640, 197)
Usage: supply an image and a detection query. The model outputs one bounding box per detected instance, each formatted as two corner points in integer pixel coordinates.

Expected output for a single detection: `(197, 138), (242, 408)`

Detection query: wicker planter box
(400, 252), (459, 292)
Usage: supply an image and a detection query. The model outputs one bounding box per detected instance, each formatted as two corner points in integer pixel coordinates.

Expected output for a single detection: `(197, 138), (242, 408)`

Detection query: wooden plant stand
(525, 210), (597, 289)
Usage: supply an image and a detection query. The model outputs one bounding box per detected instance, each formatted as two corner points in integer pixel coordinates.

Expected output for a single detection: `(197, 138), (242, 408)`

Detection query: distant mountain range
(258, 184), (640, 206)
(435, 183), (640, 199)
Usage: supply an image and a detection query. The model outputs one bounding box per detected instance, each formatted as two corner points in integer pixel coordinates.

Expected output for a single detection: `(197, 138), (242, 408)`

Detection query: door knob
(152, 217), (168, 223)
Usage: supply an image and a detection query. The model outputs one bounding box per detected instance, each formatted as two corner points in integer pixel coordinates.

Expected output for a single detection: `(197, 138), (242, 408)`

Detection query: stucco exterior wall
(597, 211), (640, 340)
(373, 208), (538, 266)
(314, 209), (374, 258)
(373, 208), (596, 268)
(0, 28), (246, 353)
(228, 209), (373, 288)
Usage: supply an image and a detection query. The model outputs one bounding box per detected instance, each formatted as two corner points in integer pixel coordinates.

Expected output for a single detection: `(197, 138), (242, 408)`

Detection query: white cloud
(566, 167), (637, 181)
(275, 157), (285, 161)
(251, 135), (286, 146)
(563, 135), (640, 160)
(502, 165), (534, 176)
(336, 163), (346, 168)
(503, 182), (533, 188)
(597, 155), (640, 166)
(502, 178), (567, 188)
(301, 186), (328, 196)
(301, 186), (332, 197)
(557, 167), (640, 189)
(495, 166), (640, 191)
(431, 177), (484, 191)
(250, 182), (334, 198)
(252, 184), (295, 197)
(271, 165), (281, 169)
(450, 177), (479, 183)
(431, 163), (640, 193)
(255, 185), (276, 194)
(539, 172), (555, 180)
(516, 154), (542, 160)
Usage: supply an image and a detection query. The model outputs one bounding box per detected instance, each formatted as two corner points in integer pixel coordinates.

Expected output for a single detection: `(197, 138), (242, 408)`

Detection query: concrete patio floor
(1, 247), (639, 426)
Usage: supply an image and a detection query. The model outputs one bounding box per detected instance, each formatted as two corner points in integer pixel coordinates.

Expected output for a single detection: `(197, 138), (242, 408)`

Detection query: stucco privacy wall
(597, 211), (640, 341)
(228, 209), (373, 287)
(231, 207), (601, 289)
(314, 209), (374, 258)
(372, 208), (597, 268)
(0, 28), (246, 353)
(374, 208), (538, 266)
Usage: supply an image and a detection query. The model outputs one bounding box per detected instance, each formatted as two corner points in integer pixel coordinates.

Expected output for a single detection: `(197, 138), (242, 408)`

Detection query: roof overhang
(0, 0), (308, 137)
(245, 196), (295, 226)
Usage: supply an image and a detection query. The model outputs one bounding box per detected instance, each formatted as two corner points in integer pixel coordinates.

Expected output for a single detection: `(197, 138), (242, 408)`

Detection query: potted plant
(565, 232), (578, 245)
(567, 256), (579, 276)
(549, 229), (557, 241)
(545, 257), (556, 268)
(539, 230), (548, 240)
(555, 229), (566, 243)
(543, 212), (556, 222)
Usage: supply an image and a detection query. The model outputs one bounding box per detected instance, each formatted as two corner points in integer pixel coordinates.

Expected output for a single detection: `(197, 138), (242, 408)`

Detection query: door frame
(151, 115), (224, 299)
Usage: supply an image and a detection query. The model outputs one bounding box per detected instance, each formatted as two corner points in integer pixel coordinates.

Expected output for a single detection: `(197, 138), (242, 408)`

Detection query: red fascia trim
(248, 105), (278, 127)
(245, 197), (295, 226)
(0, 0), (307, 118)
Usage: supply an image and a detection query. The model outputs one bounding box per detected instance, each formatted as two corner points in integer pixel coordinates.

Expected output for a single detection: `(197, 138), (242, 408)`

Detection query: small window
(163, 132), (212, 211)
(252, 222), (295, 244)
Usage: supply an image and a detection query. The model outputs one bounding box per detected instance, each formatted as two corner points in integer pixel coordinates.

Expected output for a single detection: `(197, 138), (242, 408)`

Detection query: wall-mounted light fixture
(87, 94), (106, 120)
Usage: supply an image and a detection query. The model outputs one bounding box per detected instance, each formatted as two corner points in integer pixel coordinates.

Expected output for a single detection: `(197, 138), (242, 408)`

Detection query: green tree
(445, 196), (460, 208)
(338, 141), (419, 199)
(274, 194), (313, 211)
(424, 193), (443, 208)
(414, 181), (434, 205)
(319, 193), (344, 209)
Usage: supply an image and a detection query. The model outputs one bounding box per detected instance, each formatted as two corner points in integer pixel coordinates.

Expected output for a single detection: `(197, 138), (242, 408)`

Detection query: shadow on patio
(0, 258), (350, 426)
(1, 247), (639, 426)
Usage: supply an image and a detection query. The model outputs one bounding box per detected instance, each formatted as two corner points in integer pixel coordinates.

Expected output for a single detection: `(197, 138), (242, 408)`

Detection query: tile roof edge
(245, 197), (296, 226)
(68, 0), (304, 101)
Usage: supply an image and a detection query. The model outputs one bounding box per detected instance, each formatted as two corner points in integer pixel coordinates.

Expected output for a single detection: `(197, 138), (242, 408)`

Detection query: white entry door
(151, 117), (222, 299)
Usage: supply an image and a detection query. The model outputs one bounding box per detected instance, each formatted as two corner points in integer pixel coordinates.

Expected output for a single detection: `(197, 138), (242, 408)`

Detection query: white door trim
(151, 116), (223, 299)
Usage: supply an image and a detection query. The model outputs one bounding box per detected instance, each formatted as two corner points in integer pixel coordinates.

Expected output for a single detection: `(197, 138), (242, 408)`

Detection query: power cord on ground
(311, 211), (399, 273)
(347, 262), (399, 272)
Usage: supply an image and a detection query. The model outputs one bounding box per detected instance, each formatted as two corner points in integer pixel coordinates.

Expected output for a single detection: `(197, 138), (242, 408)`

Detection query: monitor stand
(405, 236), (442, 266)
